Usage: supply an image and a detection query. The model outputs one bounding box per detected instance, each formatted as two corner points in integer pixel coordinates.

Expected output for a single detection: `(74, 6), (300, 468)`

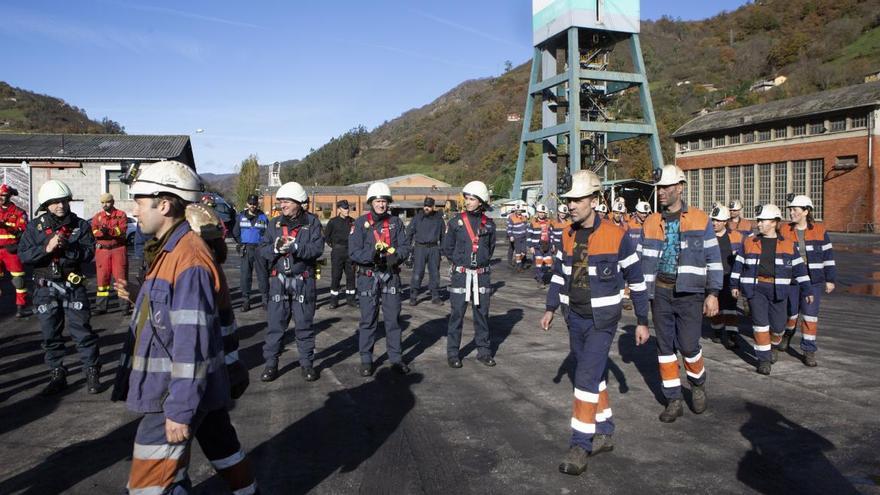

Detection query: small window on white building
(830, 119), (846, 132)
(106, 169), (132, 200)
(851, 115), (867, 128)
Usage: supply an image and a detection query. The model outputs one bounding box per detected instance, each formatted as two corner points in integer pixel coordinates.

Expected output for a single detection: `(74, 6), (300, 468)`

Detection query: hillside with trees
(281, 0), (880, 193)
(0, 82), (124, 134)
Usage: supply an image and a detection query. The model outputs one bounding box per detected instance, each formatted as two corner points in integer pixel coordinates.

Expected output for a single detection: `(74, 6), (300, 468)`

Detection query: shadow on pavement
(737, 401), (859, 495)
(218, 368), (422, 494)
(617, 327), (665, 405)
(0, 418), (137, 494)
(461, 308), (522, 358)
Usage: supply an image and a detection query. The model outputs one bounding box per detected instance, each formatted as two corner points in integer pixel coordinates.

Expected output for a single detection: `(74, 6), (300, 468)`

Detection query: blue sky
(0, 0), (748, 174)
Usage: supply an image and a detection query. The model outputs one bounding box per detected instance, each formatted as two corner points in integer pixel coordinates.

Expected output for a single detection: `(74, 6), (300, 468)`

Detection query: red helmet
(0, 184), (17, 196)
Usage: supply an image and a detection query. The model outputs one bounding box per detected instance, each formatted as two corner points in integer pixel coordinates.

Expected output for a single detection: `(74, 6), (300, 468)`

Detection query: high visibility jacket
(730, 234), (813, 300)
(0, 202), (28, 247)
(782, 223), (836, 284)
(91, 208), (128, 248)
(126, 222), (231, 424)
(528, 218), (552, 250)
(727, 217), (754, 238)
(506, 213), (528, 239)
(546, 215), (649, 329)
(640, 203), (723, 297)
(233, 210), (269, 245)
(625, 216), (643, 246)
(550, 218), (571, 250)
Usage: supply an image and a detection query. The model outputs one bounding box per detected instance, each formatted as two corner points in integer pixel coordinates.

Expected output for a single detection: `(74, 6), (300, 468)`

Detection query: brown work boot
(711, 329), (721, 343)
(590, 434), (614, 456)
(757, 360), (772, 375)
(722, 332), (738, 350)
(558, 446), (589, 476)
(803, 351), (817, 367)
(777, 330), (794, 352)
(659, 399), (684, 423)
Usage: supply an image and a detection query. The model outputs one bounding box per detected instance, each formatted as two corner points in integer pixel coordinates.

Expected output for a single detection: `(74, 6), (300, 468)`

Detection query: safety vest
(782, 223), (835, 284)
(730, 234), (812, 300)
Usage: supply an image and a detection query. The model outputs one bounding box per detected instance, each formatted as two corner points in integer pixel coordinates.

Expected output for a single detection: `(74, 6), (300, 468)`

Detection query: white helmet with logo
(595, 203), (608, 214)
(756, 203), (783, 220)
(612, 201), (627, 213)
(635, 200), (651, 214)
(535, 203), (549, 214)
(462, 181), (490, 203)
(37, 179), (73, 206)
(729, 199), (743, 211)
(561, 170), (602, 199)
(710, 204), (731, 221)
(787, 194), (813, 209)
(557, 204), (569, 214)
(276, 181), (308, 203)
(517, 200), (528, 211)
(129, 160), (204, 202)
(366, 182), (393, 203)
(654, 165), (687, 186)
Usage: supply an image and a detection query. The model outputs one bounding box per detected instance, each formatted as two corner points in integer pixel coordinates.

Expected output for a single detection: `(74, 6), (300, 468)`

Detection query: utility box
(532, 0), (640, 45)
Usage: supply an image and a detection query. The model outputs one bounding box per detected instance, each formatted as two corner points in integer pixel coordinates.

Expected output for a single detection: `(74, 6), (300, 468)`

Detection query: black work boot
(778, 330), (794, 352)
(408, 296), (417, 306)
(346, 294), (356, 307)
(359, 363), (374, 377)
(711, 329), (721, 343)
(431, 296), (443, 305)
(659, 399), (684, 423)
(723, 332), (738, 350)
(41, 367), (68, 396)
(329, 296), (339, 309)
(301, 367), (319, 382)
(476, 355), (496, 367)
(558, 446), (589, 476)
(803, 351), (817, 367)
(771, 347), (779, 364)
(590, 434), (615, 456)
(94, 298), (108, 315)
(16, 305), (33, 318)
(391, 362), (411, 375)
(690, 384), (707, 414)
(86, 366), (101, 394)
(260, 363), (279, 382)
(757, 360), (772, 375)
(241, 297), (251, 313)
(447, 357), (462, 368)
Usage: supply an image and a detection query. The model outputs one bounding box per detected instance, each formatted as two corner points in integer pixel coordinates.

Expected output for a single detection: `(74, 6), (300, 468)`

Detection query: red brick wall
(676, 135), (880, 232)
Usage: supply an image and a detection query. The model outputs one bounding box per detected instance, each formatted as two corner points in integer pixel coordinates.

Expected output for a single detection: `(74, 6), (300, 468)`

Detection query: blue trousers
(567, 311), (615, 452)
(786, 282), (823, 352)
(357, 272), (403, 365)
(750, 282), (788, 362)
(651, 286), (705, 400)
(264, 275), (316, 367)
(33, 284), (99, 370)
(410, 245), (441, 299)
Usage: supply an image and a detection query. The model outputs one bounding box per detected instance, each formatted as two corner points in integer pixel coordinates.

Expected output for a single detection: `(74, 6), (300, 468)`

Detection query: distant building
(0, 133), (194, 217)
(672, 81), (880, 232)
(750, 75), (788, 93)
(866, 70), (880, 84)
(507, 113), (522, 122)
(715, 96), (736, 109)
(263, 173), (460, 219)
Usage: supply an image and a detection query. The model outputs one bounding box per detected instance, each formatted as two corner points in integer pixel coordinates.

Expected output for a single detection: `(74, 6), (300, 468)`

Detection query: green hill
(0, 81), (124, 134)
(283, 0), (880, 192)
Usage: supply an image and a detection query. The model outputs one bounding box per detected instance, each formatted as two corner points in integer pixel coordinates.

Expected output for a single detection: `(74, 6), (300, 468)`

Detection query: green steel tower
(512, 0), (663, 205)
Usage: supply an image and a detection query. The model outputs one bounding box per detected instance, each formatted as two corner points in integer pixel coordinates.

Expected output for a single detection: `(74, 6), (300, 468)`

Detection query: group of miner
(0, 159), (836, 491)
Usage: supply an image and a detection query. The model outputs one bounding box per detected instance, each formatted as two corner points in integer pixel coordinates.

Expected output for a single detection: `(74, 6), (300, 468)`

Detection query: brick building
(672, 81), (880, 232)
(263, 173), (462, 219)
(0, 133), (194, 218)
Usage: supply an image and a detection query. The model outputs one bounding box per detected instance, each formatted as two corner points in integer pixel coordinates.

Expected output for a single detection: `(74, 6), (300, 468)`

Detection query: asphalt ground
(0, 233), (878, 494)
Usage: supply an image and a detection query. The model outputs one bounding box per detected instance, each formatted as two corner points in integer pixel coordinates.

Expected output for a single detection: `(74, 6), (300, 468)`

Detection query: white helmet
(517, 200), (528, 211)
(129, 160), (204, 202)
(38, 179), (73, 206)
(612, 201), (627, 213)
(710, 204), (731, 221)
(561, 170), (602, 199)
(276, 181), (308, 203)
(535, 203), (549, 214)
(595, 203), (608, 214)
(728, 199), (743, 211)
(635, 200), (651, 214)
(557, 204), (569, 215)
(366, 182), (392, 203)
(756, 203), (783, 220)
(787, 194), (813, 209)
(462, 181), (490, 203)
(654, 165), (687, 186)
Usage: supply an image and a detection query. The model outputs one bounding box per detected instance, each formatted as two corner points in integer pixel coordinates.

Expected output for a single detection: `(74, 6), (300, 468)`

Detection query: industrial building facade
(672, 81), (880, 232)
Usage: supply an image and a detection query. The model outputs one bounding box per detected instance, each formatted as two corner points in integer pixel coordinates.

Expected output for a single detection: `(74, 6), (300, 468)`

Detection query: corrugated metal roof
(672, 81), (880, 138)
(0, 133), (191, 161)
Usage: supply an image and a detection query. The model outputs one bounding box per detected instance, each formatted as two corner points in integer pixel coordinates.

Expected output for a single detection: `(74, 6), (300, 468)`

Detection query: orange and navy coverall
(783, 222), (835, 353)
(528, 217), (553, 281)
(91, 207), (128, 310)
(0, 201), (29, 307)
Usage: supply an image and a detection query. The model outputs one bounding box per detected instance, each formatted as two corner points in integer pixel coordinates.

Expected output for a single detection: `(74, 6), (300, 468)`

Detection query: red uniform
(91, 207), (128, 310)
(0, 201), (29, 307)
